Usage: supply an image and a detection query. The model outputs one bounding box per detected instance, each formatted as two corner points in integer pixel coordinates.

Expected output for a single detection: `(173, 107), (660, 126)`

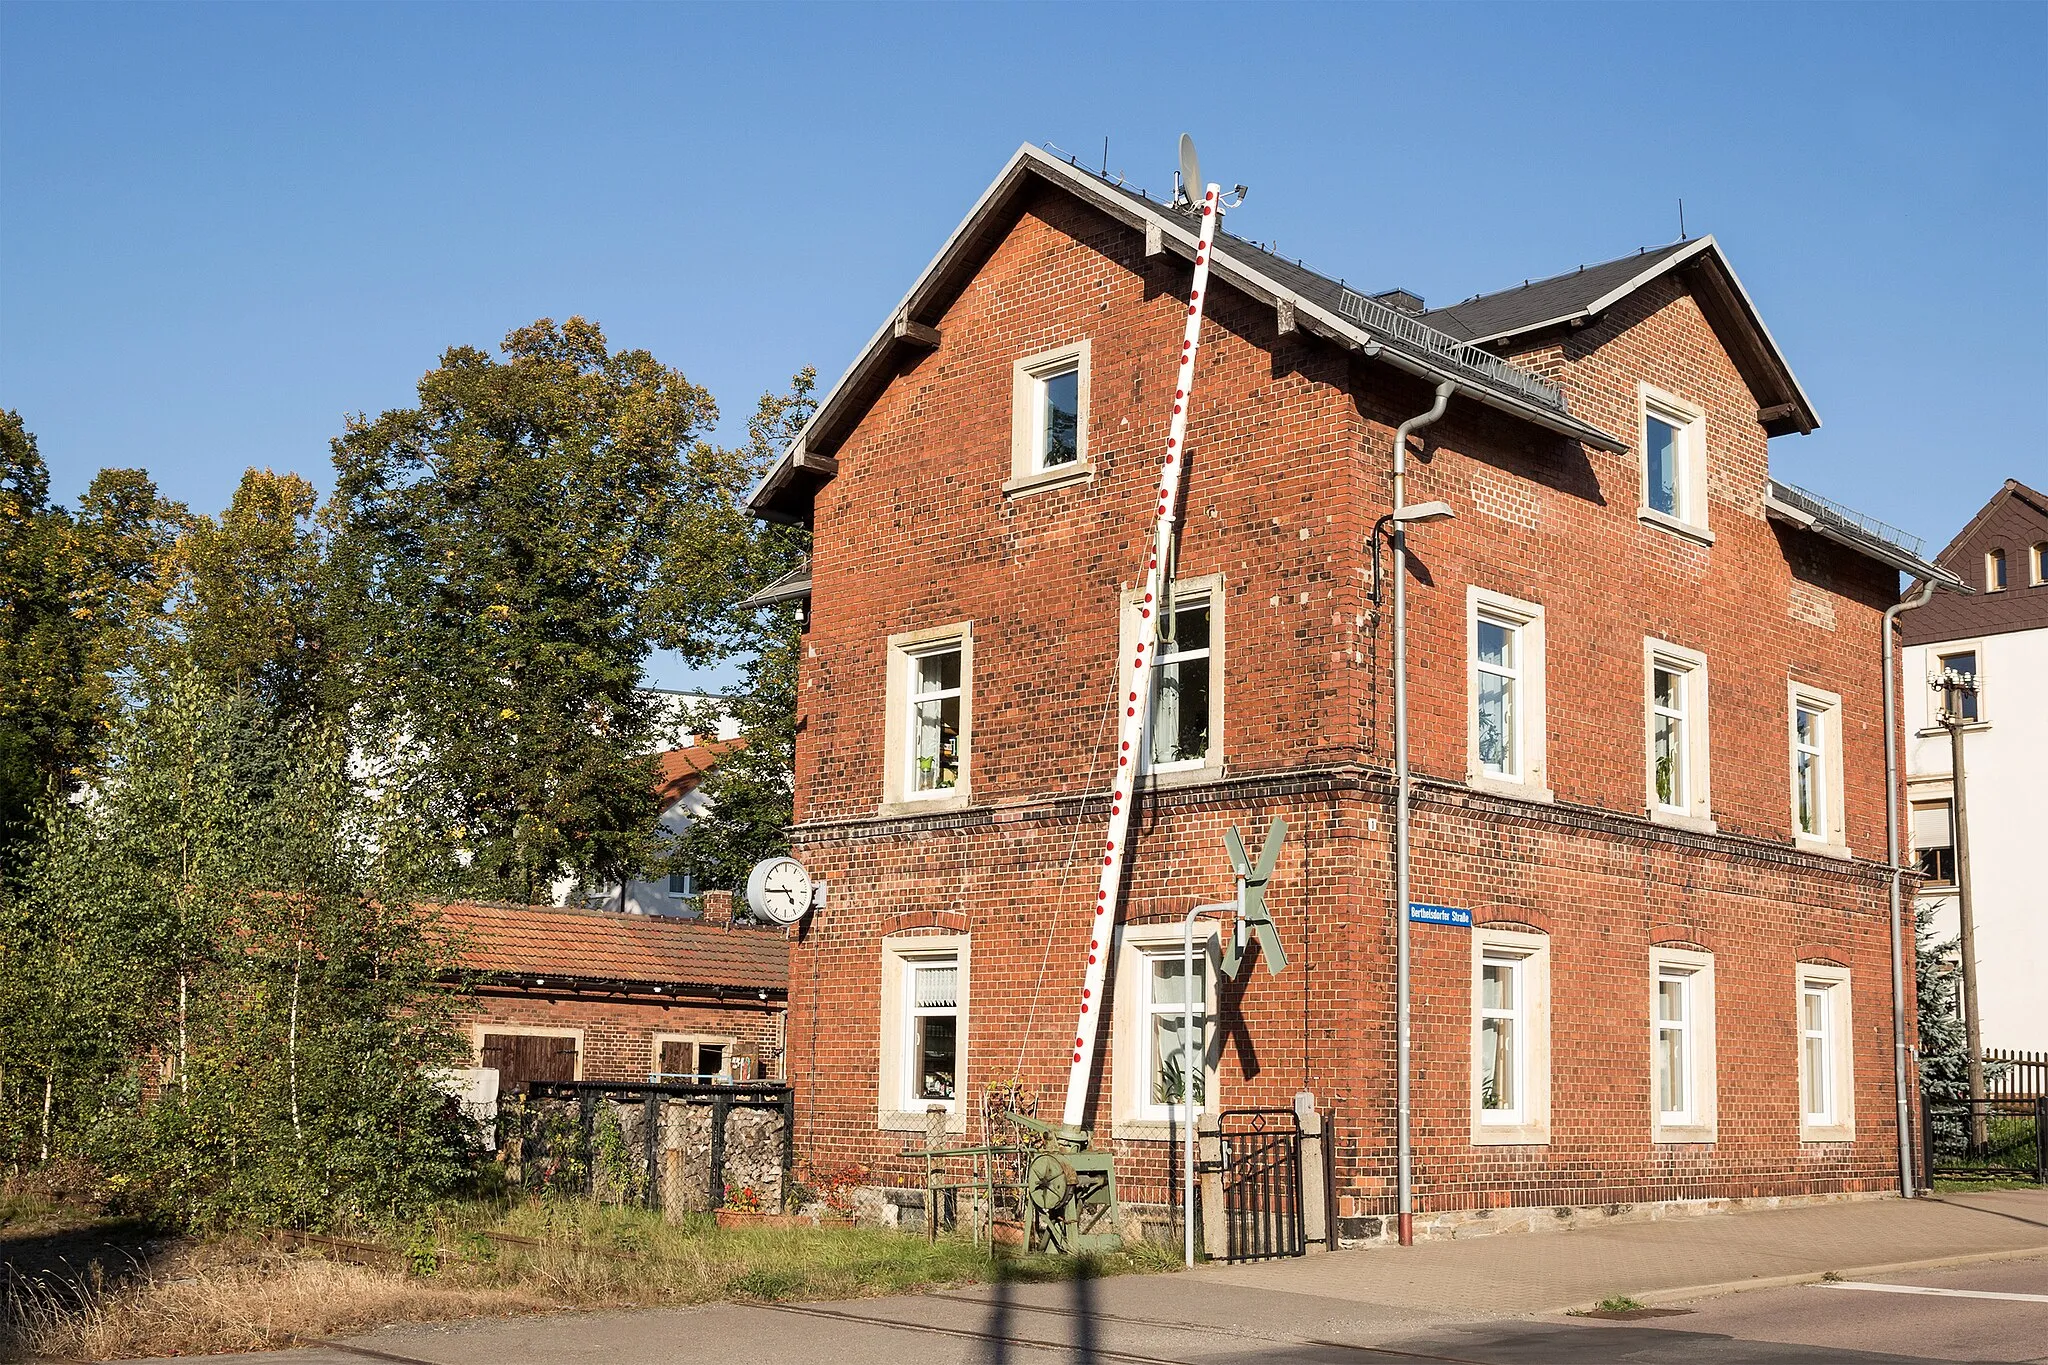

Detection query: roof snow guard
(1764, 479), (1963, 586)
(1337, 287), (1567, 414)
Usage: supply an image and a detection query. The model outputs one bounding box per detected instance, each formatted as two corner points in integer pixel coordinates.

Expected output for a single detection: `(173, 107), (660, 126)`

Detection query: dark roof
(1421, 241), (1701, 342)
(437, 900), (788, 993)
(1899, 479), (2048, 645)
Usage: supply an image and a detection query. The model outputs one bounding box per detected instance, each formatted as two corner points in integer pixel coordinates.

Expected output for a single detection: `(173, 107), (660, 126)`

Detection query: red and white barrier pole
(1062, 183), (1224, 1127)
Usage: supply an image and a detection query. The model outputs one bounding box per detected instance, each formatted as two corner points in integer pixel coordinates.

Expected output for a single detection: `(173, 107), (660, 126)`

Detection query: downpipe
(1884, 577), (1938, 1197)
(1393, 380), (1454, 1247)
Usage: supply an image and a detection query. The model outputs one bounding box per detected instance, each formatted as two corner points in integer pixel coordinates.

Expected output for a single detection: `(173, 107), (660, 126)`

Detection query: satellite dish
(1178, 133), (1203, 202)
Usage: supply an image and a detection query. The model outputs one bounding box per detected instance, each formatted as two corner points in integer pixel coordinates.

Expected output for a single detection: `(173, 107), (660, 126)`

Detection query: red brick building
(443, 897), (788, 1088)
(749, 146), (1951, 1241)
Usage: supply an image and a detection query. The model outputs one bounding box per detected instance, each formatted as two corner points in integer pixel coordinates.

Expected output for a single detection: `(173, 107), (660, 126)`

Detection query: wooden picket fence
(1988, 1049), (2048, 1100)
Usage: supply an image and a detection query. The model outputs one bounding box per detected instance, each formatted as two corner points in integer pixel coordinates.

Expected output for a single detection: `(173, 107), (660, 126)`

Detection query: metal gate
(1215, 1107), (1305, 1261)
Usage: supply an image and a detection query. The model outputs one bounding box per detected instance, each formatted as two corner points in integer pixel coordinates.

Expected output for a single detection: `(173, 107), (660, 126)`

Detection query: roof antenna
(1102, 136), (1109, 177)
(1678, 198), (1687, 241)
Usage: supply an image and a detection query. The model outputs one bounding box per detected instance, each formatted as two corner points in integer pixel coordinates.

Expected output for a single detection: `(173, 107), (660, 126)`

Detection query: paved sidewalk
(1202, 1189), (2048, 1316)
(139, 1190), (2048, 1363)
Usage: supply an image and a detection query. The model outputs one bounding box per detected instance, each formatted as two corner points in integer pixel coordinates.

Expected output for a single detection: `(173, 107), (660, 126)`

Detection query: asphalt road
(183, 1252), (2048, 1365)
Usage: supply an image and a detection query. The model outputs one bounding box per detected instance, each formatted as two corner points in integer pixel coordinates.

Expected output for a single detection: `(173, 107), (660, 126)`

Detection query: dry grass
(3, 1195), (1177, 1360)
(6, 1242), (546, 1361)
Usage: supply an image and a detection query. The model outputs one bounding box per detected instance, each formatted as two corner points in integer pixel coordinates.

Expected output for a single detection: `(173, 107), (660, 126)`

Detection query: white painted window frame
(1795, 963), (1855, 1142)
(1637, 383), (1712, 543)
(1985, 547), (2007, 592)
(881, 622), (974, 814)
(1931, 643), (1985, 726)
(1110, 922), (1222, 1140)
(1788, 681), (1847, 856)
(1466, 587), (1550, 802)
(876, 933), (970, 1134)
(1650, 946), (1717, 1143)
(1644, 638), (1712, 829)
(1119, 573), (1226, 786)
(1006, 340), (1093, 495)
(1471, 927), (1551, 1145)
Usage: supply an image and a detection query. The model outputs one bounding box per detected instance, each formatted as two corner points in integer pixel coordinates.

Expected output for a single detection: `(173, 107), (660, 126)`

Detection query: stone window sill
(1468, 773), (1555, 805)
(1649, 809), (1719, 836)
(1136, 762), (1227, 793)
(1799, 1124), (1855, 1145)
(878, 791), (974, 819)
(1003, 463), (1094, 498)
(1637, 506), (1715, 545)
(1794, 835), (1853, 861)
(1471, 1123), (1550, 1147)
(1652, 1125), (1718, 1145)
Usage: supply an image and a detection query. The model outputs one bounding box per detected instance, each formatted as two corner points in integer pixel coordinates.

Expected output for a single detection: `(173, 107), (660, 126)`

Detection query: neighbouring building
(747, 144), (1956, 1242)
(445, 893), (789, 1088)
(579, 738), (747, 917)
(1901, 479), (2048, 1056)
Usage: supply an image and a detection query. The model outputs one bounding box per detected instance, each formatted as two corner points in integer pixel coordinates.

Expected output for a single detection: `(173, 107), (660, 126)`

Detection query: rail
(1337, 288), (1569, 415)
(1769, 480), (1928, 559)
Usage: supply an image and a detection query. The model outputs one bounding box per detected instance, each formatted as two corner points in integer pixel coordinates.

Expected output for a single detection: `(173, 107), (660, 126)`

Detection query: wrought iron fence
(1923, 1096), (2046, 1184)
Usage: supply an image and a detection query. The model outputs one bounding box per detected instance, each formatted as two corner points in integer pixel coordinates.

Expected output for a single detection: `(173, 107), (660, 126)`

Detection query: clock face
(746, 856), (812, 925)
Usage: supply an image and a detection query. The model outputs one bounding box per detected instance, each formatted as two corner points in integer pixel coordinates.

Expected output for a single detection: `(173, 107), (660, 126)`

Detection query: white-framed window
(881, 623), (973, 811)
(1151, 597), (1213, 770)
(1638, 385), (1710, 539)
(1649, 946), (1716, 1142)
(908, 646), (964, 796)
(1479, 954), (1524, 1121)
(1644, 640), (1711, 825)
(2032, 542), (2047, 587)
(1912, 799), (1956, 887)
(1933, 648), (1981, 724)
(1140, 950), (1209, 1121)
(1110, 923), (1220, 1138)
(1467, 588), (1549, 799)
(1986, 547), (2007, 592)
(1471, 926), (1550, 1144)
(1788, 682), (1846, 852)
(1121, 573), (1225, 782)
(1795, 964), (1854, 1141)
(1007, 341), (1092, 492)
(875, 933), (969, 1132)
(906, 956), (960, 1108)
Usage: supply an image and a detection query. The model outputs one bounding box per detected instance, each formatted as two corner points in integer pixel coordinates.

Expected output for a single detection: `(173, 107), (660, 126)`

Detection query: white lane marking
(1818, 1281), (2048, 1304)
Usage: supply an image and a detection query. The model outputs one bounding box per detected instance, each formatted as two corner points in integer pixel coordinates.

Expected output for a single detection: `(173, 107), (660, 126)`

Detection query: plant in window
(1154, 1051), (1206, 1107)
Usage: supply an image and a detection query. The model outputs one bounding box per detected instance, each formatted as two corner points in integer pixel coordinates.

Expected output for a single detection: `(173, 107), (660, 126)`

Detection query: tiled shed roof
(436, 900), (788, 993)
(654, 738), (744, 806)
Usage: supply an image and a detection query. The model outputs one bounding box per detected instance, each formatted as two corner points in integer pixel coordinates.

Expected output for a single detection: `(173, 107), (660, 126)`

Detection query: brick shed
(747, 145), (1957, 1243)
(440, 896), (789, 1089)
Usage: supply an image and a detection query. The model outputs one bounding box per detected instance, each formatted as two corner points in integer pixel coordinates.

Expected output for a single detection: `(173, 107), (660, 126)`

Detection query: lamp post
(1933, 663), (1986, 1149)
(1370, 490), (1456, 1248)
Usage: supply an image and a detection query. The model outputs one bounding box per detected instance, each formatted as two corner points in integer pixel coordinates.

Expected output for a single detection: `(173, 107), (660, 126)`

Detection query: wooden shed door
(480, 1033), (579, 1088)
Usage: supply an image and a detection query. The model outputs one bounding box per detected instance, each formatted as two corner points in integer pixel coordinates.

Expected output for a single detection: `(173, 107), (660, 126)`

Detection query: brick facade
(460, 989), (785, 1085)
(773, 168), (1912, 1234)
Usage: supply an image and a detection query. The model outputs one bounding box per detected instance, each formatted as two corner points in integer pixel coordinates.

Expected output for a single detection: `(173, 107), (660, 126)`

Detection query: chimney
(1371, 288), (1426, 315)
(700, 890), (736, 927)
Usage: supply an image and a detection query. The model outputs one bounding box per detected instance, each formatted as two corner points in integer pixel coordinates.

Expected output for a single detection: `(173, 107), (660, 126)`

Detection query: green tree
(0, 672), (470, 1229)
(329, 318), (718, 902)
(662, 373), (814, 895)
(170, 467), (331, 719)
(0, 411), (185, 868)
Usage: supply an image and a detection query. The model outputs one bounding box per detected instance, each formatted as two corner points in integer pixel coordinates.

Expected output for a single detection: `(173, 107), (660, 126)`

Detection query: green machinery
(1014, 1113), (1123, 1254)
(920, 1112), (1123, 1254)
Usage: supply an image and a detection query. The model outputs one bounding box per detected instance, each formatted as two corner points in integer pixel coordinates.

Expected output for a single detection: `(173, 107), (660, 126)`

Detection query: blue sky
(4, 2), (2043, 690)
